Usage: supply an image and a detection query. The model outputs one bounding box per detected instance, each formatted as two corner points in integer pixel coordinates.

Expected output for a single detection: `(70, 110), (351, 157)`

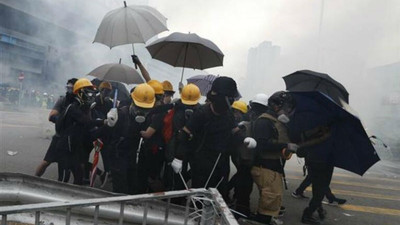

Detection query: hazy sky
(39, 0), (400, 110)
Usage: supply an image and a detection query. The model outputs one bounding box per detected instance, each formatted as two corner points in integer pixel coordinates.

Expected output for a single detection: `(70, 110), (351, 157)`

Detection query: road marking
(0, 124), (41, 128)
(305, 187), (400, 201)
(340, 204), (400, 217)
(287, 175), (400, 191)
(285, 168), (400, 184)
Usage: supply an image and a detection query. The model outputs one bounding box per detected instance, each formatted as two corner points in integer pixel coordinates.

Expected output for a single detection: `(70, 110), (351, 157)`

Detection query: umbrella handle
(113, 89), (118, 108)
(131, 44), (138, 69)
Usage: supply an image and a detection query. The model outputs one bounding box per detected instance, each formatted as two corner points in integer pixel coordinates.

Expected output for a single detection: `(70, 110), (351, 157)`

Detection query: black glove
(131, 55), (141, 65)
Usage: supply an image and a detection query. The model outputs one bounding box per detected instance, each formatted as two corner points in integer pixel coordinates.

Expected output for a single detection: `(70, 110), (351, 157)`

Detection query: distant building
(246, 41), (280, 79)
(240, 41), (281, 99)
(0, 0), (94, 90)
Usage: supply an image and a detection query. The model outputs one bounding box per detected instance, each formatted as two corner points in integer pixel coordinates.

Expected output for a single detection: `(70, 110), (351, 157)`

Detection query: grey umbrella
(283, 70), (349, 105)
(87, 63), (145, 84)
(187, 74), (242, 98)
(93, 2), (168, 49)
(146, 32), (224, 83)
(93, 1), (168, 68)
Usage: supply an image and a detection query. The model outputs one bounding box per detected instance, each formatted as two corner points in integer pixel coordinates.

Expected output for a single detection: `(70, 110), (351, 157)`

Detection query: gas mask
(277, 113), (290, 123)
(276, 104), (295, 124)
(78, 88), (96, 106)
(130, 105), (150, 123)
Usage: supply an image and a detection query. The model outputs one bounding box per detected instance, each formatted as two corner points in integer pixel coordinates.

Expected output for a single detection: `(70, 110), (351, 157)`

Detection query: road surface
(1, 107), (399, 225)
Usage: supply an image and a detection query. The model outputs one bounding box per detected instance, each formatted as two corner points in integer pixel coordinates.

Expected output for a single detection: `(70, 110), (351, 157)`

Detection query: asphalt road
(1, 107), (399, 225)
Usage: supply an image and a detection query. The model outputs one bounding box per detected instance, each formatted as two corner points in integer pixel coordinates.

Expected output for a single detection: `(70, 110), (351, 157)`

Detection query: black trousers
(110, 150), (137, 194)
(191, 151), (230, 200)
(307, 163), (334, 213)
(228, 165), (253, 216)
(296, 167), (336, 202)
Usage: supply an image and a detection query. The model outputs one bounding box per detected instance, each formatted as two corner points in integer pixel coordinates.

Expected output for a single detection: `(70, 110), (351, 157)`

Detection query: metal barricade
(0, 188), (238, 225)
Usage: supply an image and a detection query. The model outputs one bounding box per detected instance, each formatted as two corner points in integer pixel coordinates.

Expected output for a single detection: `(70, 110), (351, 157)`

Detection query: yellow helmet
(232, 101), (248, 114)
(99, 81), (112, 90)
(181, 84), (201, 105)
(73, 78), (94, 94)
(147, 80), (164, 95)
(162, 80), (175, 93)
(131, 83), (155, 108)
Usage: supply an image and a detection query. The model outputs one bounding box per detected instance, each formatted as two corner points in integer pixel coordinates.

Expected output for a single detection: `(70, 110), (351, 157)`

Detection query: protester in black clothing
(55, 78), (117, 185)
(91, 81), (114, 181)
(226, 100), (253, 217)
(106, 83), (155, 194)
(35, 78), (78, 181)
(172, 77), (240, 200)
(138, 109), (168, 193)
(289, 122), (338, 224)
(163, 84), (201, 193)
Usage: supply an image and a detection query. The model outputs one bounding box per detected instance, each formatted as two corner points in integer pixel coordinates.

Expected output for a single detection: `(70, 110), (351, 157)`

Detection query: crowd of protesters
(33, 57), (346, 225)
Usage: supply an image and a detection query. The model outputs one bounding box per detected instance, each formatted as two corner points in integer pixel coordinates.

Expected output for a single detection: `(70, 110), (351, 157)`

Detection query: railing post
(35, 211), (41, 225)
(118, 202), (125, 225)
(142, 202), (149, 225)
(200, 200), (215, 225)
(66, 207), (71, 225)
(1, 214), (6, 225)
(163, 198), (171, 225)
(183, 196), (191, 225)
(94, 205), (100, 225)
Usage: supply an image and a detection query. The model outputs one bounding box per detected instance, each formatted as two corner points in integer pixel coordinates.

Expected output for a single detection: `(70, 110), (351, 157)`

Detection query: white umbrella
(87, 63), (144, 84)
(93, 2), (168, 49)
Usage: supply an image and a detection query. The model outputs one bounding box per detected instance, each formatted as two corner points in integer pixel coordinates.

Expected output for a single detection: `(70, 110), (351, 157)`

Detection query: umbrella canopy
(88, 63), (145, 84)
(187, 74), (242, 99)
(93, 3), (168, 48)
(288, 91), (380, 176)
(283, 70), (349, 104)
(91, 78), (130, 102)
(146, 32), (224, 82)
(187, 74), (218, 96)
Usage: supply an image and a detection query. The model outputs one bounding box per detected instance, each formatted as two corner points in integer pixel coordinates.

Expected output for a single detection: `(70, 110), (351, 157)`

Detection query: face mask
(277, 114), (290, 123)
(211, 95), (231, 114)
(66, 85), (73, 94)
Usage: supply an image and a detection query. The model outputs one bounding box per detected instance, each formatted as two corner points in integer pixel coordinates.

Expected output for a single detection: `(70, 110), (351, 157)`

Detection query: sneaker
(280, 206), (286, 212)
(301, 208), (321, 225)
(301, 216), (321, 225)
(271, 217), (283, 225)
(328, 198), (347, 205)
(292, 191), (309, 199)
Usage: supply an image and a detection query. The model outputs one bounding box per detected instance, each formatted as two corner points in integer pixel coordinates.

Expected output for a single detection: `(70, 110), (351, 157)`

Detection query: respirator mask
(130, 105), (150, 123)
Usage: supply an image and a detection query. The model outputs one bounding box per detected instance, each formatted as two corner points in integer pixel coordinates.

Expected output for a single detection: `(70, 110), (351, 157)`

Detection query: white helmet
(251, 93), (269, 107)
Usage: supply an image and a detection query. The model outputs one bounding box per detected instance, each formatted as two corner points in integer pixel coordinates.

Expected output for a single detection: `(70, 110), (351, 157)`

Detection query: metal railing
(0, 188), (239, 225)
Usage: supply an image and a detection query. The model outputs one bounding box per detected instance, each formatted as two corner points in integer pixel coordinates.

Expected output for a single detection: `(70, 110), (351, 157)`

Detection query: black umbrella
(283, 70), (349, 104)
(146, 32), (224, 83)
(289, 91), (380, 176)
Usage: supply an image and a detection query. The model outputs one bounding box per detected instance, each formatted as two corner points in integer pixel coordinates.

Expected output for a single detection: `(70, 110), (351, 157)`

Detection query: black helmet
(211, 76), (238, 97)
(268, 91), (295, 112)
